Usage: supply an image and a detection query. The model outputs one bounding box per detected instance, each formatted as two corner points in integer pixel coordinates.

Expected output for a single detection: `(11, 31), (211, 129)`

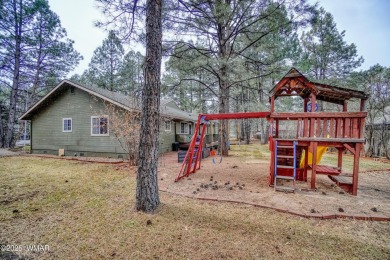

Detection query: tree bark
(6, 0), (23, 148)
(0, 101), (4, 147)
(217, 5), (231, 156)
(136, 0), (162, 213)
(219, 83), (229, 155)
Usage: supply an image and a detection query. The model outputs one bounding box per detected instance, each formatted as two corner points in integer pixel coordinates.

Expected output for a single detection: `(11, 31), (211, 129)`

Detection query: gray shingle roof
(20, 80), (197, 122)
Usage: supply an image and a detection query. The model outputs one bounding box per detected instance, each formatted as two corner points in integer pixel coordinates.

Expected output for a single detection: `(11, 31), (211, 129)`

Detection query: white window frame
(180, 122), (189, 134)
(188, 123), (193, 135)
(91, 116), (109, 136)
(164, 120), (171, 132)
(62, 118), (72, 132)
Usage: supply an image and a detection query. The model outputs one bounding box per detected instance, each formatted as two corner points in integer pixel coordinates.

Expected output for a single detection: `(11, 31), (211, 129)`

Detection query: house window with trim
(180, 122), (189, 134)
(165, 120), (171, 131)
(188, 124), (193, 135)
(63, 118), (72, 132)
(91, 116), (109, 136)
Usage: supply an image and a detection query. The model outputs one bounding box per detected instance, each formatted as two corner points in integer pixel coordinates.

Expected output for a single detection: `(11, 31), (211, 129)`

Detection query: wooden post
(352, 143), (361, 195)
(309, 94), (316, 137)
(304, 98), (308, 112)
(342, 101), (348, 138)
(311, 94), (316, 113)
(304, 146), (309, 182)
(360, 99), (366, 112)
(269, 137), (275, 186)
(270, 96), (275, 113)
(311, 142), (318, 190)
(194, 124), (207, 172)
(337, 148), (343, 171)
(275, 119), (279, 138)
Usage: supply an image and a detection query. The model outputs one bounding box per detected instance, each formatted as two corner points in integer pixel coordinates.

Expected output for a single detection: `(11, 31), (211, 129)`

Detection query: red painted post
(309, 94), (316, 137)
(337, 148), (343, 171)
(343, 101), (348, 112)
(185, 115), (202, 177)
(311, 142), (318, 190)
(304, 146), (308, 181)
(194, 124), (207, 172)
(360, 99), (366, 112)
(304, 98), (308, 112)
(269, 136), (275, 186)
(352, 143), (361, 195)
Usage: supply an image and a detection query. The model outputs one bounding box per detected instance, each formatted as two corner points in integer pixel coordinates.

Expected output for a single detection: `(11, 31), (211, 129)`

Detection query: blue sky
(49, 0), (390, 76)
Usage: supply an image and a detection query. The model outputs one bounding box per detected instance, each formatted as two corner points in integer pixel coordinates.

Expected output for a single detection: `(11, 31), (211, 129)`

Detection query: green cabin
(20, 80), (199, 159)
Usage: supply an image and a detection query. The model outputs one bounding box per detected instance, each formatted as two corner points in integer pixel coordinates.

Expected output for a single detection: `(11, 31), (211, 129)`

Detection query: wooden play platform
(175, 68), (368, 196)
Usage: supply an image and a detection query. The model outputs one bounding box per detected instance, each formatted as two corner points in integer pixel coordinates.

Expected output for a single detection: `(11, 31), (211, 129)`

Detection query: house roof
(269, 68), (369, 105)
(20, 80), (197, 122)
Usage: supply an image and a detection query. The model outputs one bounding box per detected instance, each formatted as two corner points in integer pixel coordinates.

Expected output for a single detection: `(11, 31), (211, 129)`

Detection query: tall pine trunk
(6, 0), (23, 148)
(0, 101), (4, 147)
(219, 82), (229, 156)
(135, 0), (162, 212)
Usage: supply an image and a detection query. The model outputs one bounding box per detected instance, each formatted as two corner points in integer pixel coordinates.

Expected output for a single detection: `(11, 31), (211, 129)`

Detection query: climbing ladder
(274, 140), (297, 193)
(175, 116), (208, 182)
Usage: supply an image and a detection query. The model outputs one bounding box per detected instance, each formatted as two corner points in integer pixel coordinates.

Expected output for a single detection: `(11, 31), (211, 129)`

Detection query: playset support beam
(176, 68), (369, 195)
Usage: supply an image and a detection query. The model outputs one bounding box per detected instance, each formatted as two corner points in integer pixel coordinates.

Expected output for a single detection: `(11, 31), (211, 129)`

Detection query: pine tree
(120, 50), (144, 96)
(27, 0), (82, 106)
(95, 0), (162, 212)
(164, 0), (313, 154)
(0, 0), (81, 147)
(88, 30), (124, 91)
(299, 7), (363, 82)
(135, 0), (162, 212)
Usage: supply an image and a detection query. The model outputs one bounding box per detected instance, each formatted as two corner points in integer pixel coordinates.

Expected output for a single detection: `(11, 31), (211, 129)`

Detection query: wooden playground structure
(175, 68), (368, 196)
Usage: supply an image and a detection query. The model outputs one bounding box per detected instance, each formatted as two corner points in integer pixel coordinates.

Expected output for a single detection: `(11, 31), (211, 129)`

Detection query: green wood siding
(30, 87), (173, 158)
(159, 121), (176, 153)
(30, 86), (188, 158)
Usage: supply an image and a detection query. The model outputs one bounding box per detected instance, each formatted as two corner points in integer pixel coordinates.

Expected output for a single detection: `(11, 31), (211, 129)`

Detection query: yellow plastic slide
(299, 146), (327, 168)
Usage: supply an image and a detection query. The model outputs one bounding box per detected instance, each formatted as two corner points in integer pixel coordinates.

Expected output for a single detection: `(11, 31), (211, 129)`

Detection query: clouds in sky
(49, 0), (390, 76)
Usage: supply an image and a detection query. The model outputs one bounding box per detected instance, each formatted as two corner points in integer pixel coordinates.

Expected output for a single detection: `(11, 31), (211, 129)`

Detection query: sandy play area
(157, 146), (390, 219)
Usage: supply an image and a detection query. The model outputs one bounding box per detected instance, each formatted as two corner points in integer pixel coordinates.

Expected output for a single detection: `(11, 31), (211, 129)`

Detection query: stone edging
(160, 188), (390, 222)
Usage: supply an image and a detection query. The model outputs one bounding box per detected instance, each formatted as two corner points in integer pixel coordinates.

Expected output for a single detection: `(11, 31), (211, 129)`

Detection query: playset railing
(270, 112), (367, 140)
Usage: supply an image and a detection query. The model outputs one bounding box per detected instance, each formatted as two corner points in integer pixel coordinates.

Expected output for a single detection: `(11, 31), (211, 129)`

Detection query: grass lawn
(1, 156), (389, 259)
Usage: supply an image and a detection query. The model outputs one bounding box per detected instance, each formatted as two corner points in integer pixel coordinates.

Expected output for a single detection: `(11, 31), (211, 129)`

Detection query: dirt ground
(157, 150), (390, 218)
(3, 147), (389, 218)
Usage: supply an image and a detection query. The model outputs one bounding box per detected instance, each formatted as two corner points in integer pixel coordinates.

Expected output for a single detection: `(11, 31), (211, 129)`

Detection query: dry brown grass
(1, 156), (389, 259)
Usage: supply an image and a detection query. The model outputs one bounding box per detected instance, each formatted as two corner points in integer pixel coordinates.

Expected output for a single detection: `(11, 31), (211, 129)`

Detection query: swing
(212, 122), (223, 164)
(212, 151), (223, 164)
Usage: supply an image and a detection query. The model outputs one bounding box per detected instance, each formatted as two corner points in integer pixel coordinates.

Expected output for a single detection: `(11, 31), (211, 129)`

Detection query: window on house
(91, 116), (109, 136)
(165, 120), (171, 131)
(180, 122), (189, 134)
(188, 124), (193, 135)
(63, 118), (72, 132)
